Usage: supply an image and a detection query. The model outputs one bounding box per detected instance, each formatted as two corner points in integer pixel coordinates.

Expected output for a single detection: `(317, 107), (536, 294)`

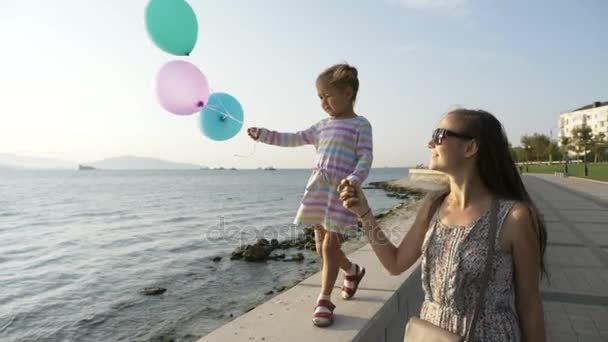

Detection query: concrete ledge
(199, 217), (424, 342)
(408, 169), (448, 185)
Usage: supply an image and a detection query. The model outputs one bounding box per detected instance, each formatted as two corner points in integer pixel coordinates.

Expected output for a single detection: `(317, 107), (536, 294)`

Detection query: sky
(1, 0), (607, 168)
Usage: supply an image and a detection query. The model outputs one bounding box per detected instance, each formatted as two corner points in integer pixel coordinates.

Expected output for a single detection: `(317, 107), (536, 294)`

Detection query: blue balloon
(199, 92), (244, 141)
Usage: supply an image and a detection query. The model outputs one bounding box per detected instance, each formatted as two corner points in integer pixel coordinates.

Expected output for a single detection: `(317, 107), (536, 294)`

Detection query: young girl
(247, 63), (372, 327)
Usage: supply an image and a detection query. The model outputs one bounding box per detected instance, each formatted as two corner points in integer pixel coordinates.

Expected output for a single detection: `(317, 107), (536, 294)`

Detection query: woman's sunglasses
(432, 128), (474, 145)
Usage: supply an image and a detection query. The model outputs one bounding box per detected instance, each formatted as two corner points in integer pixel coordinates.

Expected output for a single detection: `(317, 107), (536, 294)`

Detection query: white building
(559, 101), (608, 144)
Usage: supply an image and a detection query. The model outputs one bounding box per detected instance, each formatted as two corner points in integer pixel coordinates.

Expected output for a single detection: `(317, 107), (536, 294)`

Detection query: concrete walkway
(525, 174), (608, 342)
(199, 175), (607, 342)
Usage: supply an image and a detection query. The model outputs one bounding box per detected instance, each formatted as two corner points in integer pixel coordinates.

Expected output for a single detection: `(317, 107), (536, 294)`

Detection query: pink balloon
(155, 60), (210, 115)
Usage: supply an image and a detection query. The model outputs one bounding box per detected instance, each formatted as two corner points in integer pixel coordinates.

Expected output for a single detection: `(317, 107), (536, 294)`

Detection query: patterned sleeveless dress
(420, 199), (521, 342)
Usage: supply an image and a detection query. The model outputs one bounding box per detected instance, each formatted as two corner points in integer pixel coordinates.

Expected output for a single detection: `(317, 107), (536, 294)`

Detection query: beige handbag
(404, 200), (499, 342)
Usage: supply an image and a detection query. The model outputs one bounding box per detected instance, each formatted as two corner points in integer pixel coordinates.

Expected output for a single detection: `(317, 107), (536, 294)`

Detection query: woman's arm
(339, 180), (439, 275)
(504, 202), (546, 342)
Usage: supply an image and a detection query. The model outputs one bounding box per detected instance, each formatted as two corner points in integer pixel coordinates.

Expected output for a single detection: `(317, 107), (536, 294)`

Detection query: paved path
(525, 174), (608, 342)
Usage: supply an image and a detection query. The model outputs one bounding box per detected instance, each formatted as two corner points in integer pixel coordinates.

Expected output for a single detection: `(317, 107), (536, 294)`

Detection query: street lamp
(577, 131), (589, 177)
(524, 145), (531, 172)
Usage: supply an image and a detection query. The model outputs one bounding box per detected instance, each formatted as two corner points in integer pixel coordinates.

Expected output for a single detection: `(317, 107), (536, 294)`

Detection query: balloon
(199, 93), (244, 141)
(156, 60), (210, 115)
(145, 0), (198, 56)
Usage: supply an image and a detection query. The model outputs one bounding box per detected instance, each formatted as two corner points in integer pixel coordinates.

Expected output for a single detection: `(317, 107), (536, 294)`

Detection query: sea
(0, 168), (409, 342)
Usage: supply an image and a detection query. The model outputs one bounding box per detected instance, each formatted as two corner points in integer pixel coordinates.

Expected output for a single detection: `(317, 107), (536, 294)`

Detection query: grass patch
(523, 163), (608, 182)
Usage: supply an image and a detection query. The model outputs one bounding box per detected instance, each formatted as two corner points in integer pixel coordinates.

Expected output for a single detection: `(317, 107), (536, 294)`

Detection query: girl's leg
(314, 226), (352, 271)
(329, 233), (365, 300)
(312, 231), (342, 327)
(320, 231), (342, 296)
(313, 229), (365, 326)
(313, 225), (325, 263)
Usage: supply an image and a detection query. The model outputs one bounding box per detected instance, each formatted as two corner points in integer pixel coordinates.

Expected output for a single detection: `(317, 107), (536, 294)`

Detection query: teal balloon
(199, 93), (244, 141)
(145, 0), (198, 56)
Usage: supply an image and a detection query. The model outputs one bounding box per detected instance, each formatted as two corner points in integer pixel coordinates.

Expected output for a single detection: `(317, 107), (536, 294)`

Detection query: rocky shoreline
(226, 179), (428, 264)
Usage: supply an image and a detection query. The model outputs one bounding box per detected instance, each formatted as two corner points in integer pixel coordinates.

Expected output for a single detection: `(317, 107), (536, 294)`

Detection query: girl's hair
(446, 108), (548, 278)
(318, 63), (359, 102)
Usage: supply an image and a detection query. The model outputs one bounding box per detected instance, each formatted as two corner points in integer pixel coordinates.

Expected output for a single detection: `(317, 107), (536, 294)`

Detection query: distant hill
(0, 153), (76, 169)
(0, 153), (202, 170)
(88, 155), (201, 170)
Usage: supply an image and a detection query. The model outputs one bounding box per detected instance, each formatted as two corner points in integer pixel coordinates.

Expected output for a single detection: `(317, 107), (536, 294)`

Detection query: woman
(338, 109), (547, 341)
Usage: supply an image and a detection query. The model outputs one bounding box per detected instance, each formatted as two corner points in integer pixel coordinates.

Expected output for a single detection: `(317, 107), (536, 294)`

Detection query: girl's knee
(313, 226), (325, 258)
(315, 243), (323, 258)
(322, 233), (341, 256)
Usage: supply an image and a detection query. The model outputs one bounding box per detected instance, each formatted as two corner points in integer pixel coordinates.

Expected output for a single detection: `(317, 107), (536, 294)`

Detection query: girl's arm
(345, 121), (373, 186)
(338, 181), (438, 275)
(250, 124), (318, 147)
(504, 203), (546, 341)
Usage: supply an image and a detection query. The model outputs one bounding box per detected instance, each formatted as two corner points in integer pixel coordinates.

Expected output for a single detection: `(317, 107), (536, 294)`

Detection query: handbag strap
(464, 199), (499, 341)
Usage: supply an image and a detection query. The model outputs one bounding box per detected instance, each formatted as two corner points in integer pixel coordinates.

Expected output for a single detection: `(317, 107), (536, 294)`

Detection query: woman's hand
(337, 179), (371, 218)
(247, 127), (261, 140)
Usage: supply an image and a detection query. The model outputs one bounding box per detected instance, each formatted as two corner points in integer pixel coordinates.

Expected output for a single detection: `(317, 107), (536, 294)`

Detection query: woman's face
(428, 113), (477, 173)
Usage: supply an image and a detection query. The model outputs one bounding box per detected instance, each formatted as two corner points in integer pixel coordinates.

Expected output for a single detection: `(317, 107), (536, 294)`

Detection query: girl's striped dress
(257, 116), (373, 232)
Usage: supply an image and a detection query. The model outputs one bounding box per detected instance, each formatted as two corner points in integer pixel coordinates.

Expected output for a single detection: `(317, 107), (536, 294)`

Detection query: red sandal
(341, 264), (366, 300)
(312, 299), (335, 327)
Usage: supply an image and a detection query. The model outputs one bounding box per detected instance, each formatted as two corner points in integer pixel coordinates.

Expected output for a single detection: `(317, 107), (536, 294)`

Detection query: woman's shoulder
(499, 200), (538, 242)
(498, 199), (525, 218)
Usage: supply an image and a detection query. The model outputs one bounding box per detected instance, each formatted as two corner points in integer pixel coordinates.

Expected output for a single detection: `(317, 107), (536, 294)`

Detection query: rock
(295, 253), (304, 261)
(243, 245), (273, 261)
(212, 256), (222, 262)
(256, 238), (270, 247)
(268, 253), (285, 261)
(231, 245), (248, 259)
(265, 290), (274, 295)
(142, 287), (166, 296)
(303, 226), (315, 236)
(270, 239), (279, 248)
(283, 253), (305, 262)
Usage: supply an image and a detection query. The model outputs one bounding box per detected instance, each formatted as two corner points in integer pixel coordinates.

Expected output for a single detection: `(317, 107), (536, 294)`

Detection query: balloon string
(234, 142), (257, 158)
(204, 105), (243, 125)
(215, 94), (233, 120)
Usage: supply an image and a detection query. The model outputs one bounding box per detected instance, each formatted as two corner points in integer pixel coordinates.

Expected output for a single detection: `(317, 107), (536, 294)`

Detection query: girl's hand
(338, 179), (371, 218)
(247, 127), (261, 140)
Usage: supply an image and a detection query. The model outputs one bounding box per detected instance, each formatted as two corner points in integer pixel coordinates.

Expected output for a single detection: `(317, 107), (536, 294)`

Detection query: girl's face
(428, 113), (478, 174)
(315, 78), (353, 118)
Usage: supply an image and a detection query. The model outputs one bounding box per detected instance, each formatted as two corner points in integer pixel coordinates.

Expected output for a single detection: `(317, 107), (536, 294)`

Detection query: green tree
(548, 141), (562, 162)
(510, 146), (526, 163)
(560, 136), (573, 160)
(521, 133), (551, 162)
(571, 125), (594, 160)
(592, 132), (607, 162)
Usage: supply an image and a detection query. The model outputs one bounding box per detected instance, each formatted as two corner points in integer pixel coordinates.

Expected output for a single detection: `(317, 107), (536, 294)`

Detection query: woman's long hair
(448, 108), (548, 278)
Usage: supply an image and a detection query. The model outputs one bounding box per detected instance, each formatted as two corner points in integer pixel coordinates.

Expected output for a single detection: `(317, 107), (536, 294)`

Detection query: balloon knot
(197, 101), (205, 107)
(220, 115), (228, 122)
